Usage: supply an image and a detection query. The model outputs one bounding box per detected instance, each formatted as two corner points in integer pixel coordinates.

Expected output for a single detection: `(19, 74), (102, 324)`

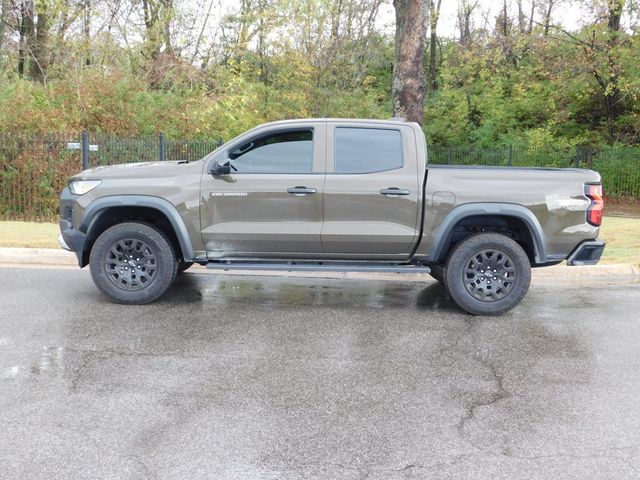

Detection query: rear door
(200, 122), (326, 258)
(321, 122), (421, 259)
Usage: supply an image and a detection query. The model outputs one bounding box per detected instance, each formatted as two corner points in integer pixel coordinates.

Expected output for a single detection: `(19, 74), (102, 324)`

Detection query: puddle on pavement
(2, 346), (66, 380)
(31, 346), (65, 376)
(197, 278), (440, 309)
(160, 272), (463, 313)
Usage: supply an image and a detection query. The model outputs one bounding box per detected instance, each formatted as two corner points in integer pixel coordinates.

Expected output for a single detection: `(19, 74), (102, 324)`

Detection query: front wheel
(445, 233), (531, 316)
(89, 222), (178, 304)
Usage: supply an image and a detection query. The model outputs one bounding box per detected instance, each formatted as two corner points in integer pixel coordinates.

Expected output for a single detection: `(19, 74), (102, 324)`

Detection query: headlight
(69, 180), (101, 195)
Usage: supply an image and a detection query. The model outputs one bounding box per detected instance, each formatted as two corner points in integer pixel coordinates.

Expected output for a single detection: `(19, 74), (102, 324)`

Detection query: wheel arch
(79, 196), (195, 267)
(428, 203), (547, 265)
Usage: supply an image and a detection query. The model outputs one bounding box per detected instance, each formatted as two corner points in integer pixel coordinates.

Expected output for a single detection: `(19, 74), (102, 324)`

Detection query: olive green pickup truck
(59, 118), (605, 315)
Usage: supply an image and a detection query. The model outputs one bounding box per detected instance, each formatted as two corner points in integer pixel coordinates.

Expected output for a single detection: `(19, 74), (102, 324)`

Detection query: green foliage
(0, 0), (637, 152)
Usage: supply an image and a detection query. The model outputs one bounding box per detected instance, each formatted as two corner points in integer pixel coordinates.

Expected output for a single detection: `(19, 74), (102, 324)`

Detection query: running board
(206, 262), (431, 274)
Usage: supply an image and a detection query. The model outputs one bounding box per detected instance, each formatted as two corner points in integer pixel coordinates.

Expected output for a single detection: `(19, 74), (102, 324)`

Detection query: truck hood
(71, 161), (199, 180)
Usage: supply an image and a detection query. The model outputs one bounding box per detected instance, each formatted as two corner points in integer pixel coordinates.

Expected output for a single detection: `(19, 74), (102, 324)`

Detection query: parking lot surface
(1, 267), (640, 479)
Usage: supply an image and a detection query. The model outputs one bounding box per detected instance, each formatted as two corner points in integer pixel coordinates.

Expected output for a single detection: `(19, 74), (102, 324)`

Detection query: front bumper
(59, 187), (87, 265)
(57, 233), (71, 251)
(567, 240), (606, 266)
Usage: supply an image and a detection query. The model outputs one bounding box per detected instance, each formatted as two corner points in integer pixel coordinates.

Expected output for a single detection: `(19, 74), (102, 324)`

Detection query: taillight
(585, 183), (604, 226)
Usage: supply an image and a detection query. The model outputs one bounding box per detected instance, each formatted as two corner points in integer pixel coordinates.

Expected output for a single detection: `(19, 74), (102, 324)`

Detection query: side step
(206, 261), (431, 274)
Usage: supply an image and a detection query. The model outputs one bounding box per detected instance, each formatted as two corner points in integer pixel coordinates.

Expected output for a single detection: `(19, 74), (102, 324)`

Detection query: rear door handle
(287, 186), (317, 195)
(380, 187), (411, 196)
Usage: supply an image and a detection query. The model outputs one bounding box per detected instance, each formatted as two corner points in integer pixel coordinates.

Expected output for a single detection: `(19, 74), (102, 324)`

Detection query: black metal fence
(0, 131), (222, 221)
(1, 132), (639, 222)
(428, 145), (640, 198)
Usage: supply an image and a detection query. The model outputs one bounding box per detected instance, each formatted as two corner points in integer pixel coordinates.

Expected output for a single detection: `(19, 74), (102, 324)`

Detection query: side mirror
(209, 160), (231, 176)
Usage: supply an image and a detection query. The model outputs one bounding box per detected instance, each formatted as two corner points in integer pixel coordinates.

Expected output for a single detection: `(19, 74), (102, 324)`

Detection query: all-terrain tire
(445, 233), (531, 316)
(90, 222), (178, 304)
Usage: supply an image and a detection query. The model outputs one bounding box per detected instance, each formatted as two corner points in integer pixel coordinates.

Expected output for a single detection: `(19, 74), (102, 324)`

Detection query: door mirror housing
(209, 160), (231, 176)
(229, 141), (254, 160)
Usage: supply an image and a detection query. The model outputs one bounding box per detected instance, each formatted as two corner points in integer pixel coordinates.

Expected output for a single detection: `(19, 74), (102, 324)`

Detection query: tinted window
(334, 128), (403, 173)
(228, 130), (313, 173)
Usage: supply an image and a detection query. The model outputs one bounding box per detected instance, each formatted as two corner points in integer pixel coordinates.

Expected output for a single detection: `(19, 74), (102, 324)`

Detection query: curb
(0, 247), (78, 266)
(0, 247), (638, 284)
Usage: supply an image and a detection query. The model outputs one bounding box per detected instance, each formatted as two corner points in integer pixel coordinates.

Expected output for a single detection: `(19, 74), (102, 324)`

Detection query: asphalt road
(1, 267), (640, 480)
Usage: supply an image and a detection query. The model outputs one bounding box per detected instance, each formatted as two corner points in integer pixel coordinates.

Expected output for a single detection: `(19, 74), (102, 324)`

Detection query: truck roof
(256, 118), (417, 127)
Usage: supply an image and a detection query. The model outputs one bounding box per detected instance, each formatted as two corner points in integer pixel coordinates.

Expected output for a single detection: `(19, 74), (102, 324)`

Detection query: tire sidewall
(445, 233), (531, 316)
(90, 222), (177, 304)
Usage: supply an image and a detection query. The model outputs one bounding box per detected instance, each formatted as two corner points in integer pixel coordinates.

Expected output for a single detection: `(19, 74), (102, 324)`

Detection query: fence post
(508, 144), (513, 166)
(447, 146), (452, 165)
(159, 133), (167, 161)
(81, 130), (90, 170)
(575, 145), (581, 168)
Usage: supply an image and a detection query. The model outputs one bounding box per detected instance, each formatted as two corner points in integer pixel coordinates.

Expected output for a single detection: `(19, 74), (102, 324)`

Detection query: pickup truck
(58, 118), (605, 315)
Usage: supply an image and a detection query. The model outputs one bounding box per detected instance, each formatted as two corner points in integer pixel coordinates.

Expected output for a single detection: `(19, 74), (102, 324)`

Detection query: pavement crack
(446, 318), (512, 453)
(126, 454), (159, 480)
(456, 361), (509, 434)
(70, 350), (94, 391)
(396, 463), (424, 471)
(67, 347), (203, 391)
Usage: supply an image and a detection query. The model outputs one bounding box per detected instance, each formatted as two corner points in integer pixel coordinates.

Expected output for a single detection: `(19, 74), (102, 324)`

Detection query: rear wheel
(90, 222), (178, 304)
(445, 233), (531, 316)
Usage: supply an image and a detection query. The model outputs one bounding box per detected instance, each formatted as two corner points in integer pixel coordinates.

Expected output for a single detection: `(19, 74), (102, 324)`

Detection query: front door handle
(287, 186), (317, 196)
(380, 187), (411, 196)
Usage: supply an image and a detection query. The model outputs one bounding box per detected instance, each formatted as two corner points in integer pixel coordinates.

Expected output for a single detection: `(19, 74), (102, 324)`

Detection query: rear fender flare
(428, 203), (547, 264)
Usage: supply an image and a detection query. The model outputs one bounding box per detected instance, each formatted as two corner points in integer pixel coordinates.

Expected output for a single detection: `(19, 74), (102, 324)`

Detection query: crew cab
(59, 119), (605, 315)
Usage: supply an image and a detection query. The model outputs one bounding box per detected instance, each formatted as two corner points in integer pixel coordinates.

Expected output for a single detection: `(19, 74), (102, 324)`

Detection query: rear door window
(334, 127), (403, 173)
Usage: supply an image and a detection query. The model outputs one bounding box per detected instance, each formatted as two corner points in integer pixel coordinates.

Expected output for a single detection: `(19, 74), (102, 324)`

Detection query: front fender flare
(80, 195), (195, 261)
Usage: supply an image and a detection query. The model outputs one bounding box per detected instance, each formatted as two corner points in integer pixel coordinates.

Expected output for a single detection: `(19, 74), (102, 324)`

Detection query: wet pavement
(1, 267), (640, 479)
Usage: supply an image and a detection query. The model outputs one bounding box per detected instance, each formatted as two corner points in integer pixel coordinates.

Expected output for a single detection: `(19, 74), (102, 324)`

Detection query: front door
(321, 122), (421, 259)
(200, 122), (326, 258)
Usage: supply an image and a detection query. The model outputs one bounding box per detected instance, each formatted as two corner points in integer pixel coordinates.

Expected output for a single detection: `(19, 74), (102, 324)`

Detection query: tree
(457, 0), (478, 46)
(392, 0), (428, 124)
(141, 0), (173, 60)
(28, 0), (51, 82)
(426, 0), (442, 94)
(0, 0), (9, 53)
(542, 0), (556, 36)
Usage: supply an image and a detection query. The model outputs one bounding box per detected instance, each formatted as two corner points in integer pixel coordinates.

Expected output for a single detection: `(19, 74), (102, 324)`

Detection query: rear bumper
(567, 240), (606, 266)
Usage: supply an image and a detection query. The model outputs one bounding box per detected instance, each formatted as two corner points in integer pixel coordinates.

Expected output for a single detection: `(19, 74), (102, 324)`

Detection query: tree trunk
(0, 0), (9, 52)
(191, 0), (214, 64)
(19, 1), (34, 78)
(392, 0), (428, 124)
(427, 0), (442, 94)
(604, 0), (624, 140)
(543, 0), (554, 36)
(458, 0), (475, 46)
(161, 0), (173, 55)
(517, 0), (525, 33)
(142, 0), (161, 59)
(28, 0), (50, 83)
(83, 0), (91, 66)
(528, 0), (535, 34)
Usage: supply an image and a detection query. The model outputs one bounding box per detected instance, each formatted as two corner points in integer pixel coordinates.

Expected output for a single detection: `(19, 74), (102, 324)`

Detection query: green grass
(0, 221), (60, 249)
(599, 216), (640, 267)
(0, 217), (638, 266)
